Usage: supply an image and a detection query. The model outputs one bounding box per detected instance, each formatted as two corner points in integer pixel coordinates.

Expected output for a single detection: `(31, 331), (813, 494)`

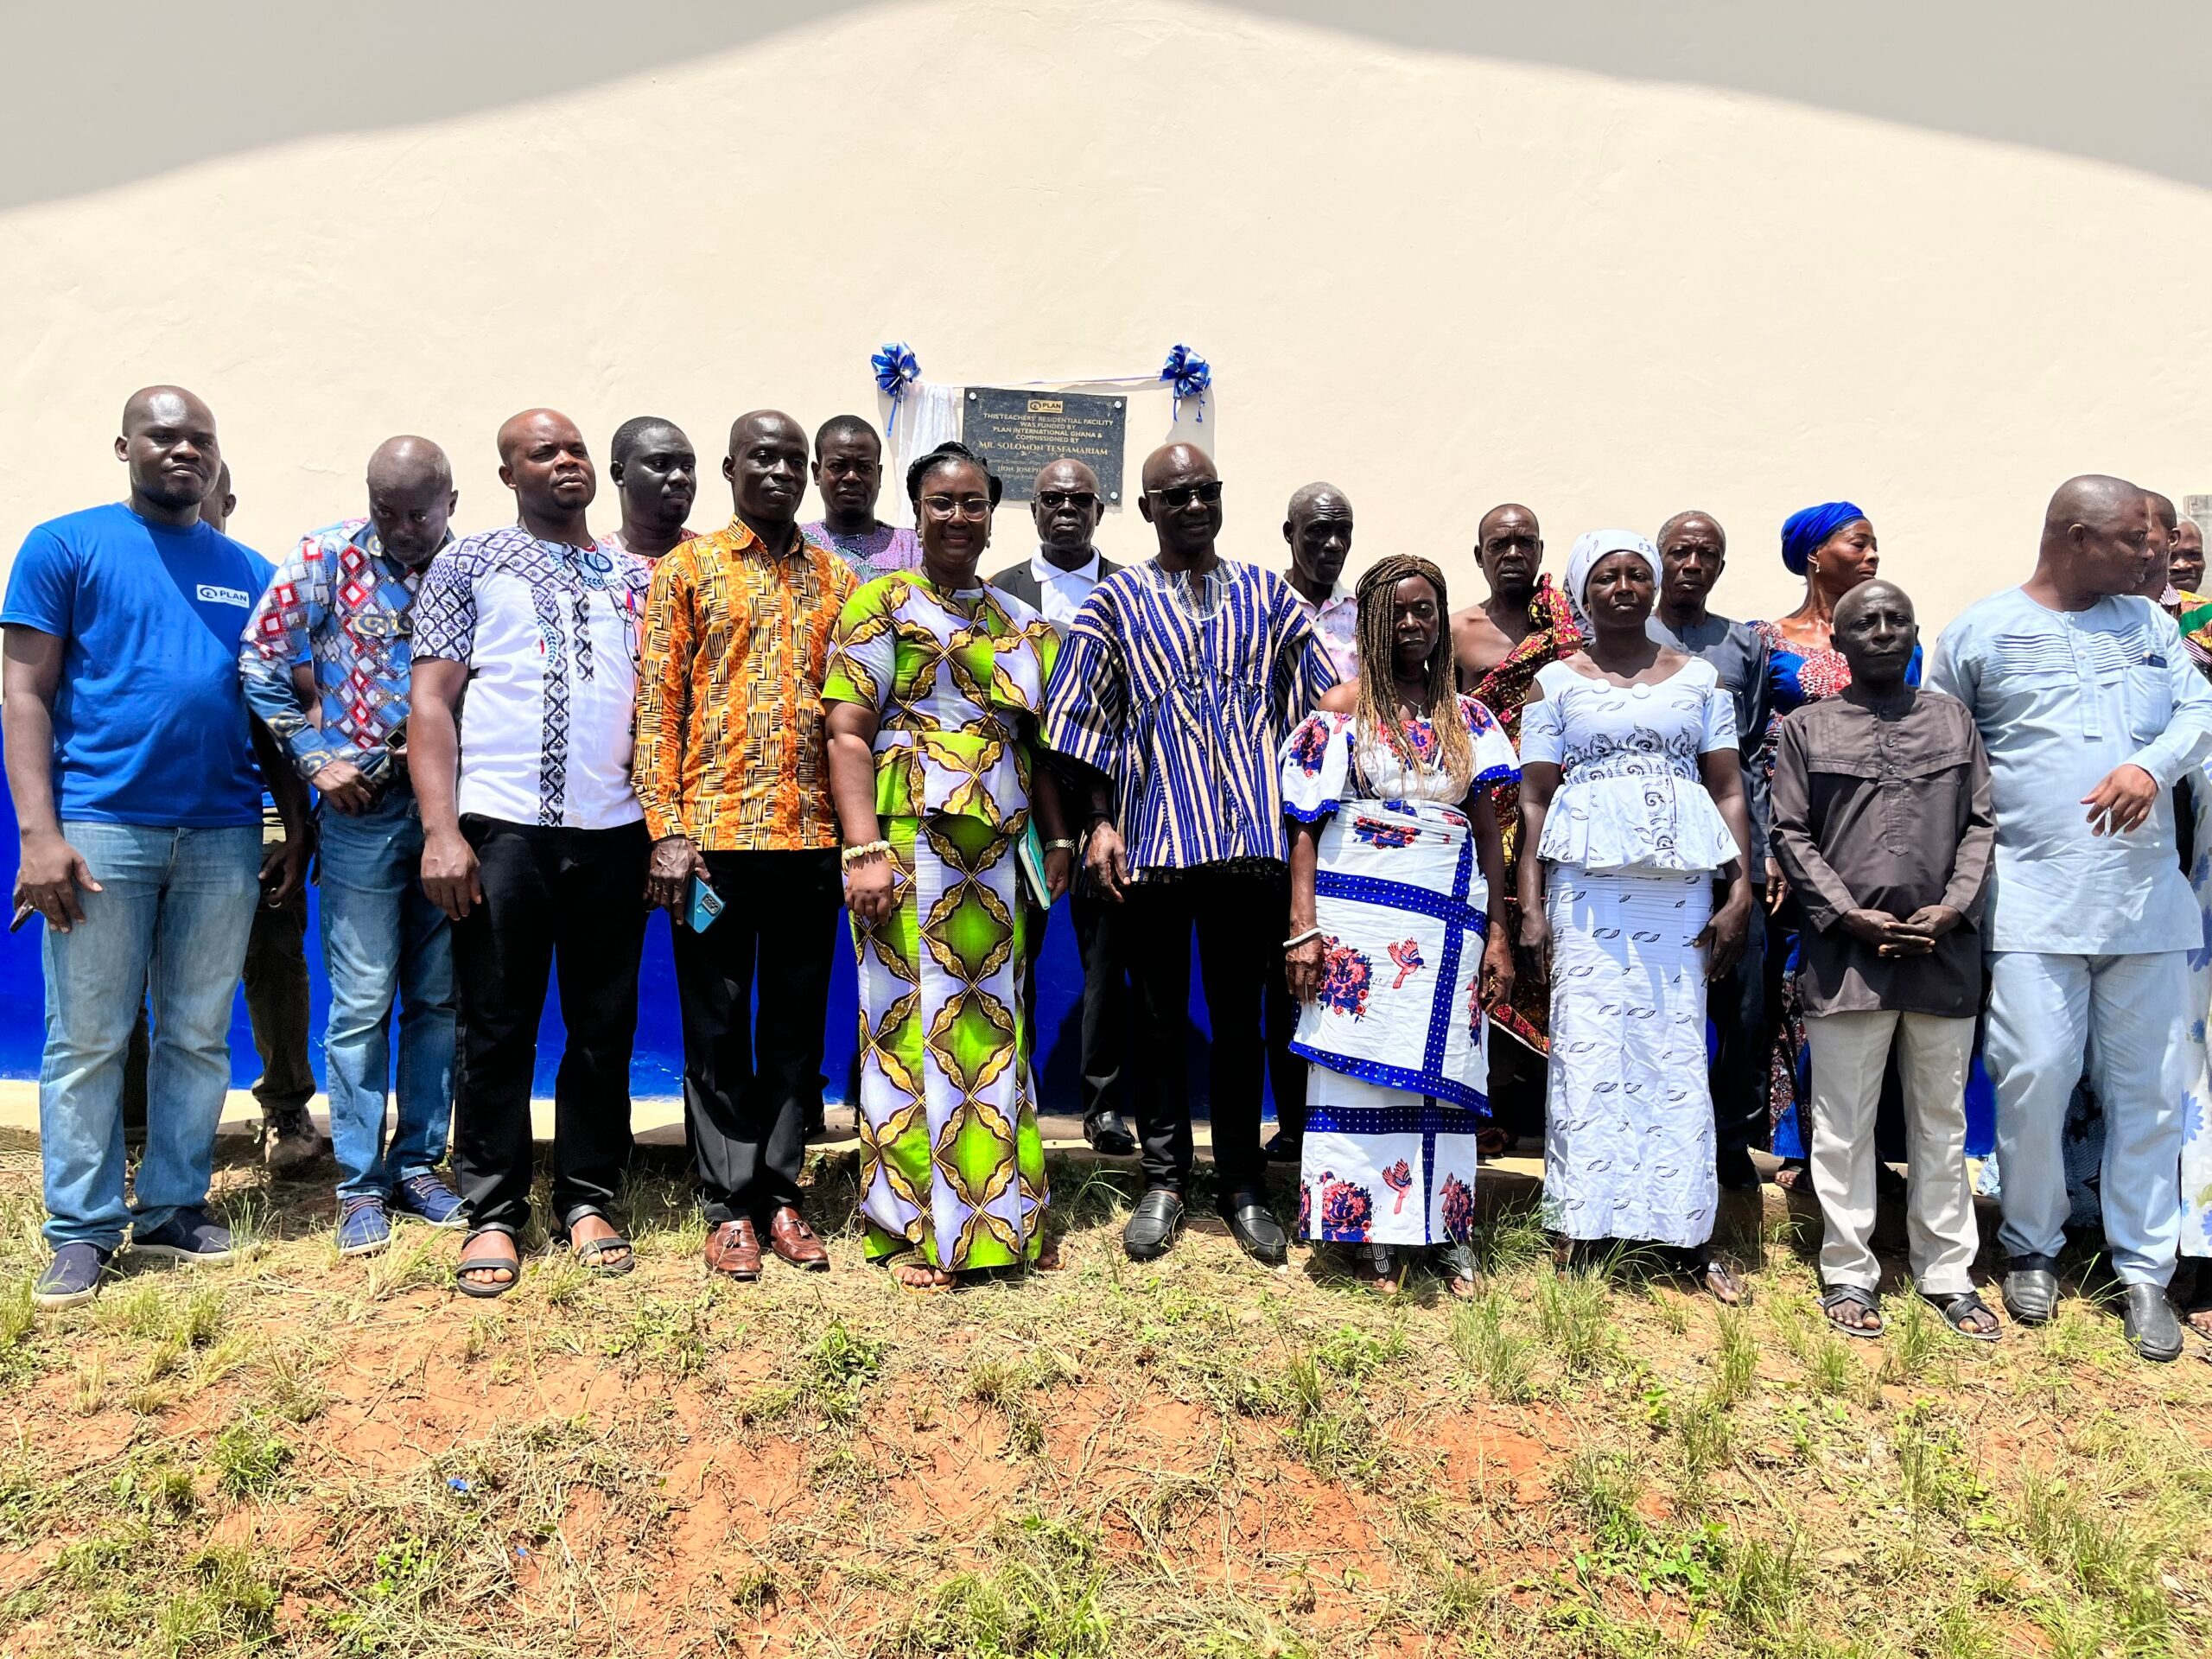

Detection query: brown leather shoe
(703, 1218), (762, 1281)
(766, 1206), (830, 1271)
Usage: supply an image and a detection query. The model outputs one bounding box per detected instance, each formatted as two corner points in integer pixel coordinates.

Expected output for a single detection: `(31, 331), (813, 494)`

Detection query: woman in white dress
(1281, 555), (1522, 1295)
(1517, 531), (1758, 1302)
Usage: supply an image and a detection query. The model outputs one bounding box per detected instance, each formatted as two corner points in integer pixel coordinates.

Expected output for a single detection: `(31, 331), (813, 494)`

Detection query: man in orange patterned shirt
(633, 410), (857, 1281)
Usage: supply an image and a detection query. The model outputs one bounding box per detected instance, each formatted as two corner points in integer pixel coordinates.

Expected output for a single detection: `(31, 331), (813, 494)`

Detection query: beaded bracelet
(1282, 926), (1324, 950)
(840, 840), (893, 869)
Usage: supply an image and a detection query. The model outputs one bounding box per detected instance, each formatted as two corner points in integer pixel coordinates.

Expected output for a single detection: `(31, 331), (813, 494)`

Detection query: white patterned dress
(1519, 659), (1743, 1248)
(1280, 697), (1521, 1247)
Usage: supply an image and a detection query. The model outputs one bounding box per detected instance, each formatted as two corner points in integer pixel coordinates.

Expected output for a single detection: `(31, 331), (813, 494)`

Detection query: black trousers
(1265, 963), (1308, 1142)
(451, 816), (648, 1236)
(1021, 884), (1135, 1120)
(1708, 887), (1768, 1156)
(1123, 867), (1278, 1200)
(674, 849), (841, 1224)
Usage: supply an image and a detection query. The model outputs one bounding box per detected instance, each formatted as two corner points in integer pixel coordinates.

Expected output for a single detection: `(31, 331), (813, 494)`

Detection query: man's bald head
(367, 435), (452, 494)
(366, 436), (458, 565)
(2037, 474), (2155, 605)
(723, 410), (809, 529)
(496, 407), (584, 467)
(1475, 503), (1542, 604)
(1832, 578), (1912, 634)
(1137, 442), (1222, 560)
(1141, 442), (1215, 494)
(116, 385), (220, 517)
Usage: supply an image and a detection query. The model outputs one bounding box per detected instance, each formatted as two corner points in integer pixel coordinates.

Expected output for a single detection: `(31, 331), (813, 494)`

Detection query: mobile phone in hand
(685, 874), (726, 932)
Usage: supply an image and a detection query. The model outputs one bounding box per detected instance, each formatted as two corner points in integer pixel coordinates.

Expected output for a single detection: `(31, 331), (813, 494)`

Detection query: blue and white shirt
(410, 526), (652, 830)
(238, 518), (445, 780)
(1929, 585), (2212, 955)
(1042, 556), (1339, 872)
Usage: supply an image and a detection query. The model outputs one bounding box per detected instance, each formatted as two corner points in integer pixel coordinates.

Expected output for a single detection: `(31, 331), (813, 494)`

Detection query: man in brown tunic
(1770, 580), (1998, 1341)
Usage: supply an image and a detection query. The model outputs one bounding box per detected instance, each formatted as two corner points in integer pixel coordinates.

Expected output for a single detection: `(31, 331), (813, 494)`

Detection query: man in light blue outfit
(1929, 474), (2212, 1362)
(3, 386), (308, 1307)
(238, 436), (465, 1257)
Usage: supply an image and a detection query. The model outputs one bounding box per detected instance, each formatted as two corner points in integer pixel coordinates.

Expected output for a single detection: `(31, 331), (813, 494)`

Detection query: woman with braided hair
(1280, 554), (1521, 1294)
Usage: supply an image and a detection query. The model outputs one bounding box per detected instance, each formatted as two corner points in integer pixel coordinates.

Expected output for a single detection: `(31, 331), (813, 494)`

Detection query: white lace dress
(1519, 659), (1742, 1247)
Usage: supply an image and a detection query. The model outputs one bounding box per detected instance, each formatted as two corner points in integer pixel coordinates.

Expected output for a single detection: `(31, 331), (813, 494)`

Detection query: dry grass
(0, 1131), (2206, 1656)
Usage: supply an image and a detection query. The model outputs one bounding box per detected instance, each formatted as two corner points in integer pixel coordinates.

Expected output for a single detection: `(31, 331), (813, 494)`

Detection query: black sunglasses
(1038, 490), (1098, 511)
(1147, 480), (1223, 509)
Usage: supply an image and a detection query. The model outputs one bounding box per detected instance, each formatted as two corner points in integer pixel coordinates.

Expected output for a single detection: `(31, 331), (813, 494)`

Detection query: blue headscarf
(1780, 501), (1868, 577)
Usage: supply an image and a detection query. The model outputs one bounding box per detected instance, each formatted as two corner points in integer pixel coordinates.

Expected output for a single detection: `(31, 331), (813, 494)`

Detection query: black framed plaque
(960, 387), (1128, 506)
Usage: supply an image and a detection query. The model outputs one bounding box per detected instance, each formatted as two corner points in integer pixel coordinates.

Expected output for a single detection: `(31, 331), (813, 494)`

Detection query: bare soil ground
(0, 1129), (2206, 1657)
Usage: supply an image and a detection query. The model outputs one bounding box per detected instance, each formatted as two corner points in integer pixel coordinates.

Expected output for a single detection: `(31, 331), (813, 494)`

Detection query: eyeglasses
(1038, 490), (1098, 511)
(1147, 480), (1223, 509)
(921, 494), (993, 521)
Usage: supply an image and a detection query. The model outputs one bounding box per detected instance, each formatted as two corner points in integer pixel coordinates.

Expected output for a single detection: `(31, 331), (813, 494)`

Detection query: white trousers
(1982, 950), (2187, 1287)
(1805, 1009), (1980, 1294)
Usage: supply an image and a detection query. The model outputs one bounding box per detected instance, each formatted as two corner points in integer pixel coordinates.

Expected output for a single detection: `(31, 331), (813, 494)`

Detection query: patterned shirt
(411, 527), (652, 830)
(1042, 557), (1338, 873)
(633, 517), (857, 850)
(801, 518), (922, 585)
(822, 573), (1058, 829)
(1288, 579), (1360, 684)
(238, 518), (441, 779)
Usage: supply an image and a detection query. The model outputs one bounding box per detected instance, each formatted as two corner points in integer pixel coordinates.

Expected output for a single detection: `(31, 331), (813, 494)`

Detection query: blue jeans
(318, 793), (455, 1198)
(40, 822), (260, 1248)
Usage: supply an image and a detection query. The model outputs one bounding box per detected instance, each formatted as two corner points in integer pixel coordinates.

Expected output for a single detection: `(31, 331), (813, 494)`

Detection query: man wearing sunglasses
(991, 458), (1135, 1157)
(1042, 442), (1339, 1264)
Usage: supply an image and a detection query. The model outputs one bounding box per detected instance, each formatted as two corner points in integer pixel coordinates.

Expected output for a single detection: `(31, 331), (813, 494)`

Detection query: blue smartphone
(685, 874), (726, 932)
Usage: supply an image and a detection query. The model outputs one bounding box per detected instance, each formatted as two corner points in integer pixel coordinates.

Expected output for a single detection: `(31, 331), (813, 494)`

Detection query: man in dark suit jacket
(988, 458), (1134, 1155)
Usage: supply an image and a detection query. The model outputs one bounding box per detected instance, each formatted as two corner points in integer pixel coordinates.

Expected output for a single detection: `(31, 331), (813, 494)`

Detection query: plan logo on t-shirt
(196, 582), (251, 608)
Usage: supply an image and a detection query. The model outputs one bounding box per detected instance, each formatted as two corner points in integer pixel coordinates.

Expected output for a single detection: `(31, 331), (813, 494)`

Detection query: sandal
(1771, 1160), (1808, 1193)
(1820, 1284), (1885, 1338)
(1701, 1257), (1749, 1306)
(1433, 1241), (1484, 1299)
(454, 1230), (522, 1299)
(1475, 1127), (1510, 1159)
(1033, 1236), (1065, 1272)
(1348, 1243), (1401, 1294)
(880, 1250), (954, 1293)
(571, 1235), (635, 1275)
(1923, 1288), (2001, 1344)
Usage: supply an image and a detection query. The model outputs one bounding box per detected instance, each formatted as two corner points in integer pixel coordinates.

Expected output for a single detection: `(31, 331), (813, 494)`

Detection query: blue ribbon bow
(871, 341), (920, 435)
(1160, 343), (1211, 423)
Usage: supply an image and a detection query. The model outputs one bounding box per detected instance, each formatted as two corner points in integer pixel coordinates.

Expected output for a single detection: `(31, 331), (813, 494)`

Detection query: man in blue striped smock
(1042, 442), (1339, 1265)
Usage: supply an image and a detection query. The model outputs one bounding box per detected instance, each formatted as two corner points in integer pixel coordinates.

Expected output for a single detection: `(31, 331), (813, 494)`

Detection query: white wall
(5, 1), (2209, 629)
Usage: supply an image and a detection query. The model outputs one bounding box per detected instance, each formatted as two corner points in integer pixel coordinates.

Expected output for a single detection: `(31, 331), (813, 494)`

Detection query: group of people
(5, 385), (2209, 1362)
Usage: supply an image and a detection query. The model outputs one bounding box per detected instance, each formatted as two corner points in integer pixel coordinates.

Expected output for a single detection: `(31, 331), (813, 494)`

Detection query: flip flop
(454, 1231), (522, 1300)
(1923, 1288), (2001, 1344)
(570, 1234), (635, 1276)
(1821, 1284), (1884, 1338)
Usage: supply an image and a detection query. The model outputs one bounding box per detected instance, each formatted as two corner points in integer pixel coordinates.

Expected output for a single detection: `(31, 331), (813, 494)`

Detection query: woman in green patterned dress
(823, 442), (1075, 1289)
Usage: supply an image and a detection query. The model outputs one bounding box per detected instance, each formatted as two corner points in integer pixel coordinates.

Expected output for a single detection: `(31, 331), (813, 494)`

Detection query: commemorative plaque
(961, 387), (1128, 506)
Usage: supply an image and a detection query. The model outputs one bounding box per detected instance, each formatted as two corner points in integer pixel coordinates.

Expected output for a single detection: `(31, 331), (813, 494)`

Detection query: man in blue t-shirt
(3, 385), (309, 1308)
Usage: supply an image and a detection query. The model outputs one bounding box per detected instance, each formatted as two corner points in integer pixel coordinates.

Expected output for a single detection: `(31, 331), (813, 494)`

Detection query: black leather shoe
(2121, 1283), (2183, 1363)
(2002, 1256), (2060, 1325)
(1123, 1188), (1185, 1260)
(1084, 1109), (1137, 1157)
(1265, 1129), (1304, 1166)
(1222, 1194), (1288, 1266)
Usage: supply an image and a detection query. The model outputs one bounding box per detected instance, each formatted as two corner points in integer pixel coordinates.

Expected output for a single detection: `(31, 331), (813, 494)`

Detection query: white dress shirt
(1028, 548), (1103, 630)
